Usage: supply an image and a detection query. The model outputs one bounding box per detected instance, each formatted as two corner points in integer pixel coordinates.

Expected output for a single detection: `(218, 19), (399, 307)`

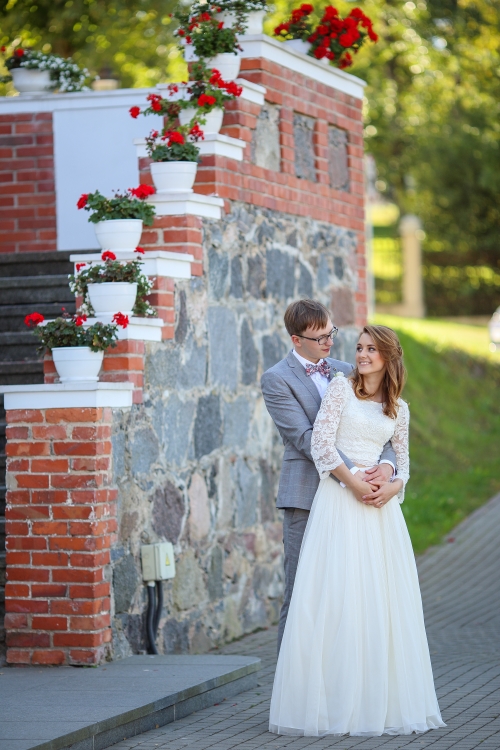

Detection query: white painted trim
(237, 78), (266, 106)
(239, 34), (366, 100)
(85, 316), (163, 341)
(135, 133), (245, 162)
(0, 87), (152, 114)
(198, 133), (245, 161)
(69, 250), (195, 279)
(148, 192), (224, 220)
(0, 382), (134, 410)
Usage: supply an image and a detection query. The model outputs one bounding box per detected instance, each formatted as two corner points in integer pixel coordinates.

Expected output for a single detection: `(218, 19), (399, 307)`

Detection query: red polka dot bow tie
(305, 361), (331, 377)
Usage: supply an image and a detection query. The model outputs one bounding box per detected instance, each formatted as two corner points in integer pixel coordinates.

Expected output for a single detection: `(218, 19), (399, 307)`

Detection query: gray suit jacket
(261, 350), (397, 510)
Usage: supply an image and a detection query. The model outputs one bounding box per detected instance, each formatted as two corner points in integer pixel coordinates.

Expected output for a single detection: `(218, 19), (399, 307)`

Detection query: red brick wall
(4, 407), (116, 666)
(0, 113), (56, 254)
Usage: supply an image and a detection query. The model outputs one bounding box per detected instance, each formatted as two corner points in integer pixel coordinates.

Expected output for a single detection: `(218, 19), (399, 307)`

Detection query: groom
(261, 299), (398, 651)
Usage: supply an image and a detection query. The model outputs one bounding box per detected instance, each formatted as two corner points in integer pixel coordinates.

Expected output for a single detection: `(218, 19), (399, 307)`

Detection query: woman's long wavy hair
(350, 325), (406, 419)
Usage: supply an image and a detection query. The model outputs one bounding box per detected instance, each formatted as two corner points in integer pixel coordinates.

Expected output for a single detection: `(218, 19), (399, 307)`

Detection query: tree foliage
(0, 0), (185, 89)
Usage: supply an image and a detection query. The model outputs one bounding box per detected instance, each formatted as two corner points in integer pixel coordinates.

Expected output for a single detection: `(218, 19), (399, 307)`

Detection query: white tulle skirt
(269, 477), (446, 737)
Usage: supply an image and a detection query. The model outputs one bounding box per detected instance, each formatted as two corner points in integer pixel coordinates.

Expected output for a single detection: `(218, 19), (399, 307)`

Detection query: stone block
(113, 554), (140, 615)
(251, 103), (280, 172)
(240, 319), (259, 386)
(328, 125), (349, 192)
(293, 113), (316, 182)
(266, 248), (295, 301)
(259, 459), (277, 523)
(262, 333), (287, 372)
(247, 254), (265, 298)
(207, 545), (224, 601)
(208, 307), (238, 391)
(152, 480), (185, 543)
(223, 397), (250, 448)
(188, 473), (211, 541)
(163, 617), (190, 654)
(146, 346), (180, 391)
(193, 394), (222, 459)
(130, 426), (160, 478)
(175, 289), (188, 344)
(172, 548), (207, 611)
(234, 458), (257, 529)
(331, 286), (355, 327)
(208, 248), (229, 299)
(298, 261), (313, 298)
(177, 338), (207, 390)
(229, 256), (243, 299)
(162, 394), (196, 466)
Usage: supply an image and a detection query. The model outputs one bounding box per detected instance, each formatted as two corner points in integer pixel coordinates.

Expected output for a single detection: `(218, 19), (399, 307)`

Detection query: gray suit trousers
(278, 507), (310, 654)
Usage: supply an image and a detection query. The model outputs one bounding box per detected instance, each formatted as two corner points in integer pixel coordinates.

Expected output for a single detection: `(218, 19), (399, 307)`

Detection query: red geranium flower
(24, 312), (44, 328)
(75, 262), (87, 271)
(135, 246), (145, 254)
(129, 184), (155, 200)
(1, 46), (6, 53)
(198, 93), (217, 108)
(77, 193), (89, 209)
(75, 314), (87, 326)
(102, 250), (116, 261)
(113, 312), (129, 328)
(15, 48), (24, 57)
(189, 122), (205, 141)
(129, 106), (141, 119)
(169, 131), (185, 145)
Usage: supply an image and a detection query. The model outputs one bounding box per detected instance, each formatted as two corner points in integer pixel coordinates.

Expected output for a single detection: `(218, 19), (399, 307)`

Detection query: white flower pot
(206, 53), (241, 81)
(179, 107), (224, 135)
(11, 68), (52, 95)
(94, 219), (143, 253)
(284, 39), (310, 55)
(181, 40), (198, 62)
(52, 347), (104, 383)
(215, 10), (237, 26)
(150, 161), (198, 194)
(246, 10), (266, 34)
(87, 281), (138, 316)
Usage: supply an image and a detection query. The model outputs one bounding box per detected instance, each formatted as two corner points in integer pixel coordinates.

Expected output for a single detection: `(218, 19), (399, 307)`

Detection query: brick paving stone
(109, 494), (500, 750)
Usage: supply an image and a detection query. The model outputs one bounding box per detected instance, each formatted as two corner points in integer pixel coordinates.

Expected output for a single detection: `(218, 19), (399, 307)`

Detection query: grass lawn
(375, 315), (500, 554)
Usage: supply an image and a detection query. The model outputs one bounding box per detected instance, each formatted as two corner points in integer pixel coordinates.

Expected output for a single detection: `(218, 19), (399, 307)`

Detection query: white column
(399, 214), (425, 318)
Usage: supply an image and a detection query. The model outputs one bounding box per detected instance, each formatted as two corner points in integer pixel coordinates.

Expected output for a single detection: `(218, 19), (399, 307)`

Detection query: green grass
(374, 315), (500, 554)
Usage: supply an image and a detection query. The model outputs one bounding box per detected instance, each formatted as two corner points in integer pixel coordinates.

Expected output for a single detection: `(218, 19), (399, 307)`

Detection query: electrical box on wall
(141, 542), (176, 581)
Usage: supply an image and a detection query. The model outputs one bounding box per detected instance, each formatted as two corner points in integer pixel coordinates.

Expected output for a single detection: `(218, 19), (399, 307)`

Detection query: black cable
(146, 583), (158, 655)
(154, 580), (164, 638)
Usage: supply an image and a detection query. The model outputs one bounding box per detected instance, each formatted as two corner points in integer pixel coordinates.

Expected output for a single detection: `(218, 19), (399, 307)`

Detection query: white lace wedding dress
(269, 375), (445, 737)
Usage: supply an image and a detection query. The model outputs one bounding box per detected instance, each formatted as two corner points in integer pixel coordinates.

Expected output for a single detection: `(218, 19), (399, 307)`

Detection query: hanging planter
(87, 281), (138, 317)
(10, 68), (52, 94)
(52, 347), (104, 383)
(24, 311), (129, 383)
(179, 106), (224, 135)
(94, 219), (144, 252)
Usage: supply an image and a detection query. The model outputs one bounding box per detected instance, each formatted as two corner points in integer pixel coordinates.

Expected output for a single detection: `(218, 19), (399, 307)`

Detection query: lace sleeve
(311, 376), (349, 480)
(392, 400), (410, 503)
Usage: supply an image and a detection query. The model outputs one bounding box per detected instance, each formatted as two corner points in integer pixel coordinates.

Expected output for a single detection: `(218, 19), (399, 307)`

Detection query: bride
(269, 324), (445, 737)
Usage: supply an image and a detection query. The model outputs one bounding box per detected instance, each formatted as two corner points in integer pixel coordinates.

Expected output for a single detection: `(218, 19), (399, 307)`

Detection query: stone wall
(110, 201), (360, 657)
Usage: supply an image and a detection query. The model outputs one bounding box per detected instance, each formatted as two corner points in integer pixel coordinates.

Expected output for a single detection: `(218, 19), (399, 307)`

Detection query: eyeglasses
(294, 327), (339, 346)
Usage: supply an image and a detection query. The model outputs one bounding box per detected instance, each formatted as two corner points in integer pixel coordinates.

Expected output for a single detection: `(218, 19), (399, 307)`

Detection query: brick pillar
(44, 343), (145, 403)
(4, 407), (116, 666)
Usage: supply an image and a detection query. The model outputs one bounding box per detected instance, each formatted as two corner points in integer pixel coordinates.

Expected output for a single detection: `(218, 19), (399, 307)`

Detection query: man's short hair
(284, 299), (331, 336)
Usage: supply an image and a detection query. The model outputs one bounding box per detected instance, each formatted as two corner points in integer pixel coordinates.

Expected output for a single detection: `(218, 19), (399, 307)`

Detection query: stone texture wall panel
(110, 201), (360, 656)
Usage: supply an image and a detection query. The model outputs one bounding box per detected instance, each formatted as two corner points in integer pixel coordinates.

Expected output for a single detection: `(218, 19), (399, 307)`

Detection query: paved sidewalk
(109, 494), (500, 750)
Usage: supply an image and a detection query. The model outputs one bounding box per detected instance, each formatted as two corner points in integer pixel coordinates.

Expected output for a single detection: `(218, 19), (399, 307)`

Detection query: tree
(0, 0), (185, 89)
